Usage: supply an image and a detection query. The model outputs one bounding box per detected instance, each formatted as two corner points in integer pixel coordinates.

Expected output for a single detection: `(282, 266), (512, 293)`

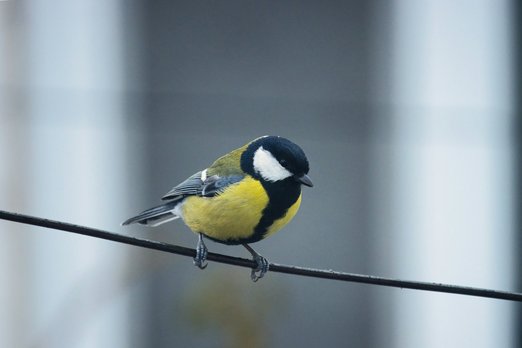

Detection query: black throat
(234, 139), (303, 243)
(250, 178), (301, 243)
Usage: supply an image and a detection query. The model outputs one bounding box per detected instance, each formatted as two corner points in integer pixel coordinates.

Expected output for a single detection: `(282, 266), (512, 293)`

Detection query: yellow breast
(180, 177), (303, 244)
(181, 177), (269, 242)
(264, 193), (302, 238)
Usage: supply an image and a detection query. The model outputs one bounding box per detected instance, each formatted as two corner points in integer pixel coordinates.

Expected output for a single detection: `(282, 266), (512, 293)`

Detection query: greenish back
(206, 143), (249, 176)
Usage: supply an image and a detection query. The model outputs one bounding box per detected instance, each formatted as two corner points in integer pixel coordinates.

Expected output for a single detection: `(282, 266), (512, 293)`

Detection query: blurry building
(0, 1), (519, 347)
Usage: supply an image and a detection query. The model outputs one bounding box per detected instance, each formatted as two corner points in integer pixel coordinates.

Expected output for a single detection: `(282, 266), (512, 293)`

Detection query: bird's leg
(242, 244), (270, 282)
(194, 233), (208, 269)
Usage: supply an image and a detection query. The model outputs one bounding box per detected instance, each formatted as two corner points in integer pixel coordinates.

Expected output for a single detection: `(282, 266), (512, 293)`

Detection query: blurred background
(0, 0), (520, 347)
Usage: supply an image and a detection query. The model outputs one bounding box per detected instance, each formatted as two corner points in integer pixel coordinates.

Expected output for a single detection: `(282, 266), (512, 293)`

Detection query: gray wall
(125, 2), (386, 347)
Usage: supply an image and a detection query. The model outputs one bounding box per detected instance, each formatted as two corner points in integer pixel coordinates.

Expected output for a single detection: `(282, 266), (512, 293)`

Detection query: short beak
(295, 174), (313, 187)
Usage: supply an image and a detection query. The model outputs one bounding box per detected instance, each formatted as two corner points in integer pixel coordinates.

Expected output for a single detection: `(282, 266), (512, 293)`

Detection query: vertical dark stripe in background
(136, 3), (376, 347)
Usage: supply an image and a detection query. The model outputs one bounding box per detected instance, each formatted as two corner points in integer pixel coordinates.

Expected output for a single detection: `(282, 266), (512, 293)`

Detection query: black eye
(280, 159), (287, 166)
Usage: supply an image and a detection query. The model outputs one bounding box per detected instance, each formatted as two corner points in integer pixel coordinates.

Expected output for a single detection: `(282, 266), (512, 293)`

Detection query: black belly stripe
(249, 178), (301, 243)
(205, 178), (301, 245)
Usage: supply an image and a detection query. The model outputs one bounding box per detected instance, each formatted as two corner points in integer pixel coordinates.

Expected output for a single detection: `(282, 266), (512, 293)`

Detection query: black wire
(1, 209), (521, 302)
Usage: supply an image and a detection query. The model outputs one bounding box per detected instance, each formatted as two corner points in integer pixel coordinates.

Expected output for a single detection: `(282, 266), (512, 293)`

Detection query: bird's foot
(251, 254), (270, 282)
(194, 233), (208, 269)
(243, 244), (270, 282)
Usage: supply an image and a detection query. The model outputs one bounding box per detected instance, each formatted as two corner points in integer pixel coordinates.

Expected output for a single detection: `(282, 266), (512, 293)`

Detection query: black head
(241, 136), (313, 187)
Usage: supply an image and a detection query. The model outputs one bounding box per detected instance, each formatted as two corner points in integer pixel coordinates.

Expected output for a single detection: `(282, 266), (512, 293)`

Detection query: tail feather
(122, 200), (181, 227)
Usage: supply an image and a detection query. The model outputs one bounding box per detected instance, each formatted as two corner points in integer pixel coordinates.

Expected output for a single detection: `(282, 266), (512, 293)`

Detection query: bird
(122, 135), (313, 281)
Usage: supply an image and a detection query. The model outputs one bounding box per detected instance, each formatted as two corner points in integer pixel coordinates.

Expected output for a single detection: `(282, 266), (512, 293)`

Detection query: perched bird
(122, 135), (313, 281)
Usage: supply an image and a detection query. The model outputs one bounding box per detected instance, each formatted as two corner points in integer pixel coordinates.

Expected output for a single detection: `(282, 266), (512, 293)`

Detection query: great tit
(122, 135), (312, 281)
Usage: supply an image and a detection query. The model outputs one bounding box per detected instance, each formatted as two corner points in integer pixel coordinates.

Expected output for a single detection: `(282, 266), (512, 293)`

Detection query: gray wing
(162, 171), (244, 200)
(162, 171), (204, 199)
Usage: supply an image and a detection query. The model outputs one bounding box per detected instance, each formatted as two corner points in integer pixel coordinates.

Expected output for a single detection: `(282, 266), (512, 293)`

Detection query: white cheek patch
(253, 146), (293, 182)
